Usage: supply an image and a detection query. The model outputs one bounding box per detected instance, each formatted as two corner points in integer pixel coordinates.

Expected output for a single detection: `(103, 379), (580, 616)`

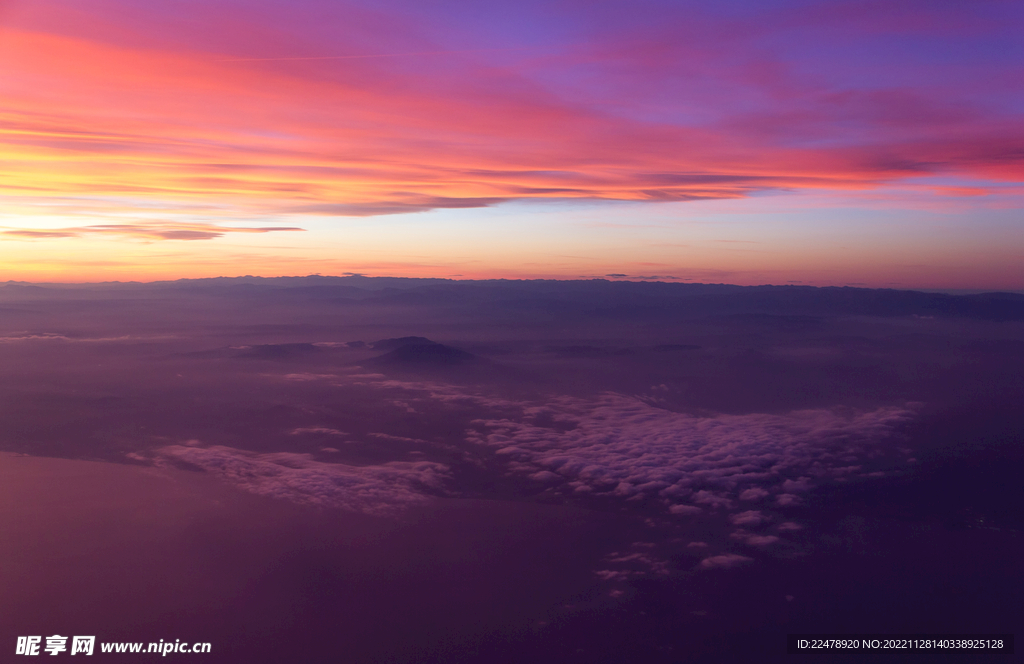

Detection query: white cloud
(700, 553), (753, 569)
(730, 510), (767, 526)
(367, 432), (428, 444)
(0, 332), (175, 343)
(739, 487), (769, 501)
(465, 393), (914, 513)
(291, 427), (347, 436)
(601, 551), (671, 576)
(745, 535), (780, 547)
(281, 373), (337, 382)
(782, 477), (813, 492)
(730, 530), (781, 547)
(693, 490), (734, 510)
(156, 444), (450, 516)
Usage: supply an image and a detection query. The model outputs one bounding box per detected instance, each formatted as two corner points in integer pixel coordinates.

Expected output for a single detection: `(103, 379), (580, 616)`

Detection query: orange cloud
(5, 20), (1012, 224)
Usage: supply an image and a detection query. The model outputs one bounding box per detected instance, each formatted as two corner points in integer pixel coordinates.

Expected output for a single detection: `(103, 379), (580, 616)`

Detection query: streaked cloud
(0, 0), (1019, 222)
(0, 0), (1018, 285)
(0, 222), (304, 241)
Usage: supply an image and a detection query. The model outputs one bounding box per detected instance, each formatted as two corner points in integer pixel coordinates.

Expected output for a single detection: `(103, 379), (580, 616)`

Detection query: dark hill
(369, 342), (477, 367)
(370, 336), (437, 351)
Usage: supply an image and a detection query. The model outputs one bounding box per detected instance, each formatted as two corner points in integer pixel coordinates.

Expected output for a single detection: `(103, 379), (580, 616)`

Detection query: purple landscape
(1, 0), (1022, 660)
(0, 277), (1021, 661)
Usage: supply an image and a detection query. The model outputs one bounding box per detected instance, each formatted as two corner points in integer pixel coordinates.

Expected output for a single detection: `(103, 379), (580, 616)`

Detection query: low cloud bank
(157, 444), (449, 515)
(467, 393), (915, 513)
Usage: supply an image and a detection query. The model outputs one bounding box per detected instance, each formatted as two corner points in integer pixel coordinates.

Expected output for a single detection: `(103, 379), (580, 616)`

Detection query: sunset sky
(0, 0), (1021, 287)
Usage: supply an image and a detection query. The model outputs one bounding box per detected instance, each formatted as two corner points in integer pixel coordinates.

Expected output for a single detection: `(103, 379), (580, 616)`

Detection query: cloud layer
(466, 393), (915, 512)
(1, 223), (303, 241)
(157, 444), (449, 515)
(0, 0), (1020, 222)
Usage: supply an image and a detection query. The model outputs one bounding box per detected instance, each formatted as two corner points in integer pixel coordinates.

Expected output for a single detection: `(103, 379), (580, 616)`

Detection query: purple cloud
(156, 444), (449, 515)
(700, 554), (754, 570)
(464, 393), (916, 513)
(730, 510), (767, 527)
(1, 222), (304, 241)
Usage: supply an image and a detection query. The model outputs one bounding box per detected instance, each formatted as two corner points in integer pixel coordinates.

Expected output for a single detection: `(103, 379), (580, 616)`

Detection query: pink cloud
(730, 510), (767, 527)
(0, 222), (304, 241)
(156, 443), (449, 515)
(700, 553), (753, 570)
(0, 0), (1018, 224)
(739, 487), (770, 501)
(464, 393), (916, 513)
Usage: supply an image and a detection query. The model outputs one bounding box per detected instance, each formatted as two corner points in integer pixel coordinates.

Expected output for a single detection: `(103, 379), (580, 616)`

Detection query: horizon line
(1, 275), (1021, 296)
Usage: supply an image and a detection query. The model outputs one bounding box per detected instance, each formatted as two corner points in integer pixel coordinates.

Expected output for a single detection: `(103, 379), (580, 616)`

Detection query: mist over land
(1, 276), (1021, 662)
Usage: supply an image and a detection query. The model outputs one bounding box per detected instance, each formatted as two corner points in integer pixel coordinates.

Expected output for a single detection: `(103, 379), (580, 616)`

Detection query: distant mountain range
(3, 276), (1022, 321)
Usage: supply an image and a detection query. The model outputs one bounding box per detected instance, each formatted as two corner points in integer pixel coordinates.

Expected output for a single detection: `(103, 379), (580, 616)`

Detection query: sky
(0, 0), (1021, 288)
